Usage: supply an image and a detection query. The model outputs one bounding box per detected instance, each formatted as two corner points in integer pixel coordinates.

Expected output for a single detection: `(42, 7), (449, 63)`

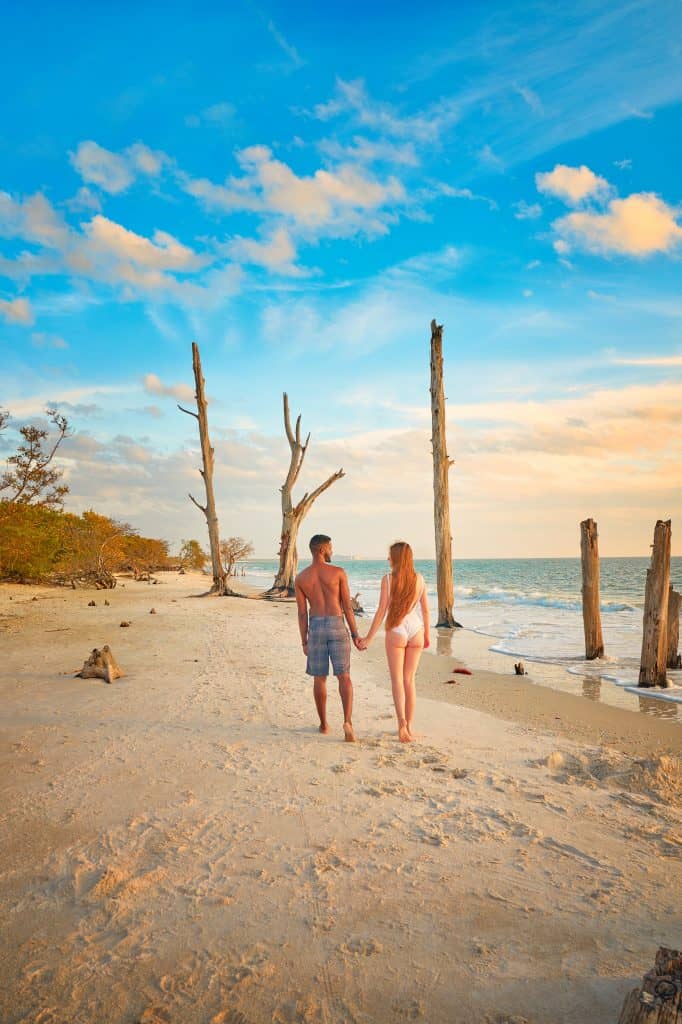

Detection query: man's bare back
(295, 561), (348, 617)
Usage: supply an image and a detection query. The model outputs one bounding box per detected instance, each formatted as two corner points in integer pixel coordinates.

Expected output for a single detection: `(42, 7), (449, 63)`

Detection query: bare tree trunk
(178, 342), (233, 596)
(638, 520), (671, 687)
(580, 518), (604, 659)
(430, 319), (456, 628)
(667, 586), (681, 670)
(267, 393), (344, 597)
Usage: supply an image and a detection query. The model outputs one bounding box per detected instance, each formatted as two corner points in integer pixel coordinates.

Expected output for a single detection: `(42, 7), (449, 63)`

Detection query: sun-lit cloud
(69, 140), (170, 194)
(553, 192), (682, 257)
(612, 354), (682, 367)
(142, 373), (195, 402)
(536, 164), (610, 205)
(184, 145), (405, 239)
(228, 227), (302, 274)
(513, 200), (542, 220)
(0, 295), (33, 325)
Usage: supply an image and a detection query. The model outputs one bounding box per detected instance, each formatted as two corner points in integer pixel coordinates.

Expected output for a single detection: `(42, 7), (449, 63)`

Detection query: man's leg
(336, 673), (355, 742)
(313, 676), (330, 734)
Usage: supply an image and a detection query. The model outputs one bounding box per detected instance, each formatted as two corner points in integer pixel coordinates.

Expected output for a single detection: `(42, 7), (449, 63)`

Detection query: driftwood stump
(429, 319), (456, 628)
(76, 646), (124, 685)
(618, 947), (682, 1023)
(351, 593), (364, 615)
(514, 662), (526, 676)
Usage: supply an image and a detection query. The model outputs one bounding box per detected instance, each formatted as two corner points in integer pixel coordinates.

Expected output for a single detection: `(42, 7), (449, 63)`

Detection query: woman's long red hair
(386, 541), (418, 629)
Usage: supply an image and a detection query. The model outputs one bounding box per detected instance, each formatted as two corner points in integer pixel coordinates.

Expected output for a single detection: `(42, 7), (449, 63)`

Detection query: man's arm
(294, 578), (309, 653)
(339, 570), (361, 648)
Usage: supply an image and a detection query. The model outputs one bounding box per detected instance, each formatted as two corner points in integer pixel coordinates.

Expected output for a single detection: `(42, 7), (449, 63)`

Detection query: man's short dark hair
(309, 534), (331, 553)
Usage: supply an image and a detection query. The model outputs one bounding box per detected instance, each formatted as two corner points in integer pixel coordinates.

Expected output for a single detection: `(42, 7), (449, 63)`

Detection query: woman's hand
(424, 631), (430, 649)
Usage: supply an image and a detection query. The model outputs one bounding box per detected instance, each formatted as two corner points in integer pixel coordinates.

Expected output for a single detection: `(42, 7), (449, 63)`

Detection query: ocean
(242, 556), (682, 721)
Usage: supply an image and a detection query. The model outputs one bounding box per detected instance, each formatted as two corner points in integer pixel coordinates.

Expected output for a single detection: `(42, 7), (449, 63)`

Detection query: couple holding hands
(295, 534), (430, 744)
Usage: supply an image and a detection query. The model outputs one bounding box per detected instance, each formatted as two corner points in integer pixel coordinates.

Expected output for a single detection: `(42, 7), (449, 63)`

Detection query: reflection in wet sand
(637, 694), (680, 721)
(436, 629), (454, 657)
(581, 676), (602, 702)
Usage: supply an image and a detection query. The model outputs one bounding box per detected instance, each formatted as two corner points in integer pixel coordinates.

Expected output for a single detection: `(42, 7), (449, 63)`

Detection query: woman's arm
(363, 575), (389, 647)
(420, 575), (431, 649)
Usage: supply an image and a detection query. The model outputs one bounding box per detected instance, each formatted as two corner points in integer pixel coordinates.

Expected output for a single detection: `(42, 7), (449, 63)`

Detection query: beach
(1, 572), (680, 1024)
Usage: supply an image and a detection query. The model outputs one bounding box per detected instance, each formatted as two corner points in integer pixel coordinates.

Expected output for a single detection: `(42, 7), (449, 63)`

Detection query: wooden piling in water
(638, 520), (671, 688)
(667, 585), (681, 670)
(580, 518), (604, 659)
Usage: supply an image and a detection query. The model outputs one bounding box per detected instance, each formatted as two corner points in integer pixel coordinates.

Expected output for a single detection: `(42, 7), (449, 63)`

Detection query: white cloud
(318, 136), (419, 167)
(228, 227), (301, 274)
(479, 144), (504, 169)
(513, 200), (542, 220)
(185, 101), (235, 128)
(31, 332), (69, 349)
(65, 187), (102, 213)
(613, 158), (632, 171)
(612, 354), (682, 367)
(70, 141), (134, 194)
(536, 164), (610, 205)
(553, 192), (682, 257)
(83, 215), (205, 271)
(142, 373), (195, 402)
(311, 78), (459, 145)
(70, 140), (170, 194)
(514, 84), (542, 113)
(185, 145), (405, 239)
(0, 296), (33, 325)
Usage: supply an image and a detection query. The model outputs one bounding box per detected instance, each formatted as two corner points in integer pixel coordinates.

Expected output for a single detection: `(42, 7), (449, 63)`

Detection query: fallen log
(76, 646), (124, 685)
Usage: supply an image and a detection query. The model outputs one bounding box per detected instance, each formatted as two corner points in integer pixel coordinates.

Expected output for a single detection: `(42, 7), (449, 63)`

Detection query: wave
(453, 587), (637, 614)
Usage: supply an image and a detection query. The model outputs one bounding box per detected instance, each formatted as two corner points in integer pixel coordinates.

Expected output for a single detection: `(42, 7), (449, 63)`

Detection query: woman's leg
(385, 632), (410, 741)
(404, 632), (424, 736)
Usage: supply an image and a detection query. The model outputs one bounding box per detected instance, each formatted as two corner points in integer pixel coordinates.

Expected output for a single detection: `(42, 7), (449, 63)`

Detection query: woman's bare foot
(343, 721), (356, 743)
(398, 720), (411, 743)
(319, 722), (331, 734)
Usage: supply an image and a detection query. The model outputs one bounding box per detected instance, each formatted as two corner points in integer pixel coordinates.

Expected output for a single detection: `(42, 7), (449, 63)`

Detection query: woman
(361, 541), (430, 742)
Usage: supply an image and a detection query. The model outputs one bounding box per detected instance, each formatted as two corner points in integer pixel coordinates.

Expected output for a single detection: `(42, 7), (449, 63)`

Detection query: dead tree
(618, 947), (681, 1023)
(267, 393), (344, 597)
(430, 319), (456, 627)
(580, 518), (604, 659)
(178, 342), (234, 596)
(667, 586), (681, 670)
(638, 520), (671, 688)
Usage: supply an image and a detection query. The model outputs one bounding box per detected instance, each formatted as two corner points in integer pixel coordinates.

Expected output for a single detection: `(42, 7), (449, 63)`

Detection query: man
(295, 534), (362, 742)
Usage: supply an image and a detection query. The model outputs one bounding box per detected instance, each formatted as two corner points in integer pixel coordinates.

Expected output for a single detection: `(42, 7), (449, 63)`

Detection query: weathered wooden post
(618, 946), (681, 1023)
(580, 518), (604, 659)
(638, 520), (671, 688)
(429, 319), (456, 628)
(667, 586), (681, 670)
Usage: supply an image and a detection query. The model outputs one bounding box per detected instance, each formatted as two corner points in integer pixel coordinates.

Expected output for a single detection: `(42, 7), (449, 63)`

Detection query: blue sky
(1, 0), (681, 558)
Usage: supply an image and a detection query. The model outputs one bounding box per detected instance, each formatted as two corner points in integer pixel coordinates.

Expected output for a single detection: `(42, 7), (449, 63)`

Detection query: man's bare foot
(343, 722), (356, 743)
(319, 722), (331, 734)
(398, 720), (412, 743)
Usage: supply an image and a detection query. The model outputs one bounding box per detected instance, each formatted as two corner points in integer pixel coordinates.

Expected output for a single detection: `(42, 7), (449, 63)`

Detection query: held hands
(354, 635), (368, 651)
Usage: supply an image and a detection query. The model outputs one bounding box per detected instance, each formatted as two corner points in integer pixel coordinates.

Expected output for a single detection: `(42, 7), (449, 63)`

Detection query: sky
(1, 0), (681, 559)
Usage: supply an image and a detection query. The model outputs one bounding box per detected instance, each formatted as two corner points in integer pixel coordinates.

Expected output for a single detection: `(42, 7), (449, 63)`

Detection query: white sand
(1, 573), (680, 1024)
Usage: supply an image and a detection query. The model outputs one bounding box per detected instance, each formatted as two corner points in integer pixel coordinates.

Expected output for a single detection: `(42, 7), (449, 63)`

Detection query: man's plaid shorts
(306, 615), (351, 677)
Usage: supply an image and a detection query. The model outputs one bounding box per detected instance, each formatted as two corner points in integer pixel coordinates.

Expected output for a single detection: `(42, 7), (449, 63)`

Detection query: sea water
(242, 557), (682, 721)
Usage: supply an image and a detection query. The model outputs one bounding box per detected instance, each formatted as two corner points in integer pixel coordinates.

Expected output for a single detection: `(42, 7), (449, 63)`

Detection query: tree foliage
(220, 537), (254, 576)
(0, 407), (70, 508)
(178, 539), (209, 571)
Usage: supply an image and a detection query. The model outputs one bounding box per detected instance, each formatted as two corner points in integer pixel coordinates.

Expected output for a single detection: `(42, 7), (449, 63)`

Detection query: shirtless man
(295, 534), (362, 742)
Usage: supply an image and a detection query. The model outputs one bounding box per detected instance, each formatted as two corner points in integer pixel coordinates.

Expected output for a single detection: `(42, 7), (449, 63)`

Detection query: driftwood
(267, 393), (344, 597)
(351, 593), (364, 615)
(580, 518), (604, 659)
(76, 646), (124, 685)
(178, 342), (235, 596)
(514, 662), (527, 676)
(618, 947), (682, 1023)
(639, 520), (671, 687)
(120, 620), (131, 628)
(429, 319), (456, 628)
(667, 587), (681, 670)
(88, 600), (96, 607)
